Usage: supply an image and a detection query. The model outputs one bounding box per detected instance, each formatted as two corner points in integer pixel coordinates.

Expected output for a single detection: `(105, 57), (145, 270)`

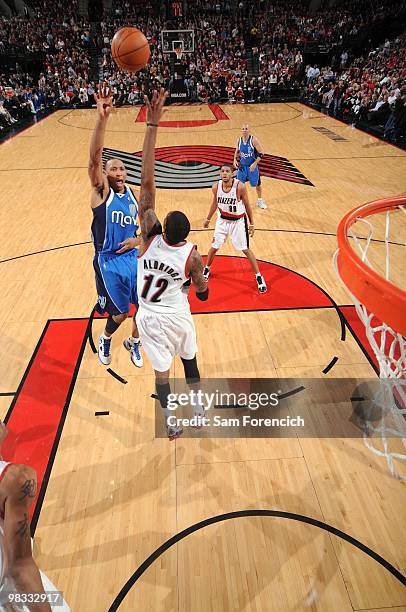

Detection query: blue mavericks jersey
(238, 135), (257, 166)
(91, 186), (139, 256)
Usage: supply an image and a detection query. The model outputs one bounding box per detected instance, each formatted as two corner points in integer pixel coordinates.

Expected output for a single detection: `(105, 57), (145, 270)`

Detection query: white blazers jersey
(137, 234), (196, 314)
(217, 179), (246, 219)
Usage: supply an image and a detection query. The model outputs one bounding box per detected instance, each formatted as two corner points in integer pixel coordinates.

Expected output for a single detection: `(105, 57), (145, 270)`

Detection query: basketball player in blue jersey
(88, 83), (143, 368)
(234, 124), (267, 209)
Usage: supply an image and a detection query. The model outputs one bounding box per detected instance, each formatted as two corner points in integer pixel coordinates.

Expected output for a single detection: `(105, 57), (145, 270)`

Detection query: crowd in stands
(0, 0), (405, 143)
(302, 33), (406, 142)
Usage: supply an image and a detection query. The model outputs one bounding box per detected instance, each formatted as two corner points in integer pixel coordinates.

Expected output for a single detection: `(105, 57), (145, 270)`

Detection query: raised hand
(144, 88), (168, 127)
(94, 82), (113, 120)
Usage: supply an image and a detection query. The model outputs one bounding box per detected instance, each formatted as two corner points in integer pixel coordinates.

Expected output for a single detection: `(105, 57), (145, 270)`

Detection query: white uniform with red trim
(213, 179), (249, 251)
(0, 462), (71, 611)
(136, 234), (197, 372)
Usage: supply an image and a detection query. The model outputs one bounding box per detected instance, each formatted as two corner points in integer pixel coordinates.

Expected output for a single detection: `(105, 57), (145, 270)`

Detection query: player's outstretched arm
(138, 89), (167, 242)
(187, 249), (208, 300)
(203, 185), (218, 228)
(3, 465), (52, 611)
(88, 83), (111, 206)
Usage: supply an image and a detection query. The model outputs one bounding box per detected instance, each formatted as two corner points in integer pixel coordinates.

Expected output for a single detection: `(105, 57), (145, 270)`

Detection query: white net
(334, 203), (406, 479)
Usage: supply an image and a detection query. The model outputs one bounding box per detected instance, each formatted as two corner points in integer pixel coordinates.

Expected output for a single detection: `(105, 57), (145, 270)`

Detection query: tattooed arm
(187, 249), (208, 298)
(138, 89), (167, 242)
(3, 465), (51, 611)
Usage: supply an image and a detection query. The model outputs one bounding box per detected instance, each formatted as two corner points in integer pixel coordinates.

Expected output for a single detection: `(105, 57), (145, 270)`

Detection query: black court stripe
(88, 306), (97, 354)
(278, 385), (306, 400)
(0, 392), (15, 397)
(322, 356), (339, 374)
(107, 368), (128, 384)
(108, 509), (406, 610)
(0, 241), (92, 264)
(0, 231), (401, 267)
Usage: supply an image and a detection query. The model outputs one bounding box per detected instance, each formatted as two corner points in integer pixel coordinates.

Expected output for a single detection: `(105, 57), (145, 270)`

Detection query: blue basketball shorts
(93, 249), (138, 316)
(236, 165), (261, 187)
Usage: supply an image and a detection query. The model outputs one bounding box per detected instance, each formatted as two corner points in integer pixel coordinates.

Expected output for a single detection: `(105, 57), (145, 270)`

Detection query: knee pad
(105, 315), (121, 335)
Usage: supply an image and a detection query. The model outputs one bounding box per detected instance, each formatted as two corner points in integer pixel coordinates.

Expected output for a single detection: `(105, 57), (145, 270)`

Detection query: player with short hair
(203, 165), (267, 293)
(234, 124), (267, 209)
(136, 89), (208, 440)
(0, 423), (70, 611)
(88, 83), (143, 368)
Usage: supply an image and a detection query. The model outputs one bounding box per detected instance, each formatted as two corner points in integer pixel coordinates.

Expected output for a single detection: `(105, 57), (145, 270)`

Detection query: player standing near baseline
(234, 124), (267, 209)
(136, 89), (209, 440)
(88, 83), (143, 368)
(203, 165), (267, 293)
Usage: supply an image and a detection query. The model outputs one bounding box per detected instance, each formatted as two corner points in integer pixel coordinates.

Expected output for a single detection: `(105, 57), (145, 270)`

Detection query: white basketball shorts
(136, 309), (197, 372)
(212, 216), (249, 251)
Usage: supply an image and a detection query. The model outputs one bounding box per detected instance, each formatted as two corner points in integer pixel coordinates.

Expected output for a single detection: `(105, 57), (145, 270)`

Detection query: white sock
(130, 336), (140, 344)
(102, 333), (111, 340)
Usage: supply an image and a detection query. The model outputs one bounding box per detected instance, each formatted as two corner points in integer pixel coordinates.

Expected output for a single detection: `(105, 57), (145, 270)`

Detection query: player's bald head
(242, 124), (250, 133)
(105, 158), (125, 172)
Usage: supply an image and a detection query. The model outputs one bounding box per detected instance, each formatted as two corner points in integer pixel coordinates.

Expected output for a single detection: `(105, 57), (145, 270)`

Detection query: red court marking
(135, 106), (147, 123)
(2, 319), (88, 518)
(188, 257), (332, 313)
(134, 104), (229, 128)
(208, 104), (229, 120)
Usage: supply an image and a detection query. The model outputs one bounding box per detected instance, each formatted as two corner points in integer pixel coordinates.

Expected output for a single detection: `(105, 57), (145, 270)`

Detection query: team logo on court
(102, 146), (313, 189)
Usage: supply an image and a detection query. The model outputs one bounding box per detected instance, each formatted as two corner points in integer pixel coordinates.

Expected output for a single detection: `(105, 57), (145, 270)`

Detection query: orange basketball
(111, 27), (150, 73)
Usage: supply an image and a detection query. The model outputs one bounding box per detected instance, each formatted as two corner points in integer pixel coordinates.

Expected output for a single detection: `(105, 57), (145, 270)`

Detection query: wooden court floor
(0, 102), (405, 611)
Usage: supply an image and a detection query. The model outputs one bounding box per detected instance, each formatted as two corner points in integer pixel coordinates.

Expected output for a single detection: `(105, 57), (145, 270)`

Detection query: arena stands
(0, 0), (405, 144)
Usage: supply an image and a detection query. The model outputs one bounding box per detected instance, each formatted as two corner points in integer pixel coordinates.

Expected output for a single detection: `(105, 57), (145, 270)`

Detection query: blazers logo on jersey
(102, 146), (313, 190)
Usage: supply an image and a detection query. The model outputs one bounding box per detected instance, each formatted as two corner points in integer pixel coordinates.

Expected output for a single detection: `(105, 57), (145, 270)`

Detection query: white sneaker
(203, 266), (210, 281)
(256, 274), (267, 293)
(98, 335), (112, 365)
(257, 199), (267, 209)
(192, 405), (206, 428)
(166, 423), (183, 441)
(123, 337), (143, 368)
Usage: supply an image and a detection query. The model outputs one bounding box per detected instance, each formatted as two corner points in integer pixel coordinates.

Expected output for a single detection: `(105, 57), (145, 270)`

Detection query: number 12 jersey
(137, 234), (196, 314)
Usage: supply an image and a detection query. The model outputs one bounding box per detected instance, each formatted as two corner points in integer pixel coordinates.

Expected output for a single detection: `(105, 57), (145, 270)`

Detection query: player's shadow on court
(37, 472), (348, 611)
(38, 444), (174, 528)
(66, 376), (156, 448)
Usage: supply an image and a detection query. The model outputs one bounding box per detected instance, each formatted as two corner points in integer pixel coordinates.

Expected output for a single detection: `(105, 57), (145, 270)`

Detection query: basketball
(111, 27), (150, 72)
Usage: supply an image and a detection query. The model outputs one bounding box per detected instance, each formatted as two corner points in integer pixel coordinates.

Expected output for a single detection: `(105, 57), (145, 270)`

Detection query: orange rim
(336, 195), (406, 336)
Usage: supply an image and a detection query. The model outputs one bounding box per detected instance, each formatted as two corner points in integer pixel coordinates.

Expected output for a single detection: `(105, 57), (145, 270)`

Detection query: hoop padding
(336, 196), (406, 336)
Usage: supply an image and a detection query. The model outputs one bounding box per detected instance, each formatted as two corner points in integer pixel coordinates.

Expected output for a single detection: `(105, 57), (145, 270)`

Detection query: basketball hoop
(174, 46), (183, 61)
(334, 195), (406, 479)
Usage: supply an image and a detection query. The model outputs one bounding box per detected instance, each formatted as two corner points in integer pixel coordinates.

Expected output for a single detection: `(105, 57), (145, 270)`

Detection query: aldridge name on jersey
(143, 258), (182, 281)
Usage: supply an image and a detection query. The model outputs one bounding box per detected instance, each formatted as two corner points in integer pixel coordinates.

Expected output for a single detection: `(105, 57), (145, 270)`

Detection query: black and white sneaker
(123, 337), (143, 368)
(98, 335), (112, 365)
(256, 274), (267, 293)
(203, 266), (210, 281)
